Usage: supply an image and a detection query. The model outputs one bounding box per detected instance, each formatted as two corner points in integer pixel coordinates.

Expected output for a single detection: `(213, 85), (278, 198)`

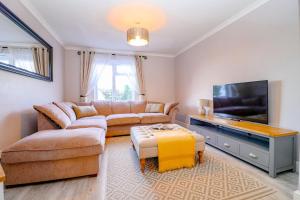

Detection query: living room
(0, 0), (299, 200)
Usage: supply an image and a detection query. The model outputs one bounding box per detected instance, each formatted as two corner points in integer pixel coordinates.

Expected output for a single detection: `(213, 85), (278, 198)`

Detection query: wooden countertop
(0, 164), (5, 182)
(190, 115), (298, 138)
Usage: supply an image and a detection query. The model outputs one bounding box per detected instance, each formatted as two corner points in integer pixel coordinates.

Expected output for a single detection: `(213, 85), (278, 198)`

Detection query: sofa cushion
(73, 105), (98, 119)
(138, 113), (171, 124)
(145, 103), (164, 113)
(106, 113), (141, 126)
(53, 102), (77, 121)
(111, 102), (130, 114)
(130, 101), (146, 113)
(92, 101), (112, 116)
(67, 116), (107, 130)
(33, 104), (71, 129)
(164, 102), (179, 115)
(1, 128), (105, 164)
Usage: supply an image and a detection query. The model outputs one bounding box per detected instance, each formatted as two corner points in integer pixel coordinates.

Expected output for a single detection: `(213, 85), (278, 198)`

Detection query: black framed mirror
(0, 2), (53, 81)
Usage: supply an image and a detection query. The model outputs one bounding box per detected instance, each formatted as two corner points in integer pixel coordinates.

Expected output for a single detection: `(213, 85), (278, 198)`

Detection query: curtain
(32, 47), (49, 76)
(134, 55), (146, 101)
(92, 53), (112, 101)
(94, 54), (139, 101)
(80, 51), (95, 102)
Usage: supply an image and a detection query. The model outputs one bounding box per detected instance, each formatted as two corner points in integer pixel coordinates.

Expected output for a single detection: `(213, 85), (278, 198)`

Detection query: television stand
(189, 115), (298, 177)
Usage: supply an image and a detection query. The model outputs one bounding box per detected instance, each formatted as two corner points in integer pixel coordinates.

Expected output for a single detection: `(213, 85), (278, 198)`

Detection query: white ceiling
(20, 0), (268, 56)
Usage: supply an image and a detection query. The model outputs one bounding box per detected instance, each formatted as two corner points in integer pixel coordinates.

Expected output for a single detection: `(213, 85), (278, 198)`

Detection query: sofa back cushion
(85, 100), (165, 115)
(33, 104), (71, 129)
(130, 101), (146, 113)
(92, 101), (112, 116)
(111, 102), (130, 114)
(73, 105), (98, 119)
(53, 102), (77, 121)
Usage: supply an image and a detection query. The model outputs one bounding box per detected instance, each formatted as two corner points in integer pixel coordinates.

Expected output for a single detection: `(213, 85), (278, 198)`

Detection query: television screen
(213, 80), (268, 124)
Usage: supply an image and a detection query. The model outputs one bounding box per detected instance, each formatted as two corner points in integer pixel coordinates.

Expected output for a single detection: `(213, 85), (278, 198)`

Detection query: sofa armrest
(167, 106), (179, 123)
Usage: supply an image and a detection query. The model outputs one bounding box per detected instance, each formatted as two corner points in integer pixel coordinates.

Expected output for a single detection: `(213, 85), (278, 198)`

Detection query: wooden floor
(3, 143), (299, 200)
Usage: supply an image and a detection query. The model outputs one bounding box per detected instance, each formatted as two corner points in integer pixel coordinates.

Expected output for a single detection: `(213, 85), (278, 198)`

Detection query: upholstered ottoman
(131, 124), (205, 172)
(1, 128), (105, 186)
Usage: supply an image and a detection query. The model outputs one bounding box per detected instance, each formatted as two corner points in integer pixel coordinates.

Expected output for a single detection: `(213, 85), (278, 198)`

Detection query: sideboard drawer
(240, 144), (269, 168)
(217, 135), (239, 155)
(189, 125), (217, 145)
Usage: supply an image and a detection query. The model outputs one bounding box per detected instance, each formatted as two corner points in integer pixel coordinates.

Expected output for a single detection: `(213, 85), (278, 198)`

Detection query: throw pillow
(73, 105), (98, 119)
(145, 103), (164, 113)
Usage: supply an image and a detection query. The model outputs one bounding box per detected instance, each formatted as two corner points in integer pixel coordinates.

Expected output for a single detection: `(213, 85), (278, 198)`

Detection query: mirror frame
(0, 2), (53, 81)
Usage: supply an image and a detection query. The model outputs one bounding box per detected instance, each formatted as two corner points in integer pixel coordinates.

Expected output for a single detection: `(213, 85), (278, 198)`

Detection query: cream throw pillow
(145, 103), (164, 113)
(73, 105), (98, 119)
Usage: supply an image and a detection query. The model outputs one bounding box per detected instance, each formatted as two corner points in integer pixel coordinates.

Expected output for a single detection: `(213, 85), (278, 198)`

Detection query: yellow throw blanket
(153, 128), (196, 172)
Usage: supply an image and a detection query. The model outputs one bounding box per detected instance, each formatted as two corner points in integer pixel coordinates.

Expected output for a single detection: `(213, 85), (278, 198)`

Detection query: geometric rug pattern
(105, 136), (275, 200)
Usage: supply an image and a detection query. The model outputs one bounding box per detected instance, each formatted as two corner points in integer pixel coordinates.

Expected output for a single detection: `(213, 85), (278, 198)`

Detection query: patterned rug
(105, 136), (275, 200)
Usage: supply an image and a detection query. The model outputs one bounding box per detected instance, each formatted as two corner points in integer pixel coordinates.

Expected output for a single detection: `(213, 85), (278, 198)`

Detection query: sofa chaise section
(1, 128), (105, 186)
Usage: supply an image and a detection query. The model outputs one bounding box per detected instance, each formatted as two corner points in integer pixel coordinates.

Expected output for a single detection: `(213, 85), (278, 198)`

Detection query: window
(0, 47), (35, 72)
(94, 54), (138, 101)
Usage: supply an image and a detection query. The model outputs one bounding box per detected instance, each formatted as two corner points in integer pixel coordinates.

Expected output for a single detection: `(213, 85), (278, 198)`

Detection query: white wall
(64, 49), (175, 103)
(0, 1), (64, 154)
(175, 0), (300, 155)
(64, 50), (80, 102)
(143, 56), (175, 102)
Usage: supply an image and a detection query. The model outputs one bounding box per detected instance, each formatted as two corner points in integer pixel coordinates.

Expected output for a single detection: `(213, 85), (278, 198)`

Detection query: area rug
(105, 136), (275, 200)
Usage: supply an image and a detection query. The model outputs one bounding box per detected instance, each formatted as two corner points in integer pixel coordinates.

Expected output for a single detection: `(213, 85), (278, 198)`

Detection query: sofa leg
(198, 151), (204, 164)
(88, 174), (98, 177)
(140, 159), (146, 173)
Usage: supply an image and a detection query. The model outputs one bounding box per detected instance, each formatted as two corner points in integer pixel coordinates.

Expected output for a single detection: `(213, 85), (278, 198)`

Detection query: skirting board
(174, 120), (188, 128)
(0, 182), (4, 200)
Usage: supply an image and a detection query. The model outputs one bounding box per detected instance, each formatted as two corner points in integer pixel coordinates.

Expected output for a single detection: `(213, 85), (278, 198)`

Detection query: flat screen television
(213, 80), (268, 124)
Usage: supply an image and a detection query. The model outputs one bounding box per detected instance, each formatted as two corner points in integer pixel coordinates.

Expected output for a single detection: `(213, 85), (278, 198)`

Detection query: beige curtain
(80, 51), (95, 102)
(32, 47), (49, 76)
(134, 56), (146, 101)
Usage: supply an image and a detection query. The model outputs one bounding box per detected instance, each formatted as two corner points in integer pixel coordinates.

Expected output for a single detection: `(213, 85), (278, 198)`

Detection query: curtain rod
(76, 51), (147, 59)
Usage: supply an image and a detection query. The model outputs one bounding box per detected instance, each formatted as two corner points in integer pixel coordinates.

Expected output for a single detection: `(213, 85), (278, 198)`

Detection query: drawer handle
(206, 136), (211, 140)
(249, 153), (257, 159)
(223, 143), (230, 148)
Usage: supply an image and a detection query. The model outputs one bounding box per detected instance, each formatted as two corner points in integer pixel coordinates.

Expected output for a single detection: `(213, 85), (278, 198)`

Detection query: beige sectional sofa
(1, 100), (178, 185)
(38, 101), (178, 137)
(81, 101), (178, 136)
